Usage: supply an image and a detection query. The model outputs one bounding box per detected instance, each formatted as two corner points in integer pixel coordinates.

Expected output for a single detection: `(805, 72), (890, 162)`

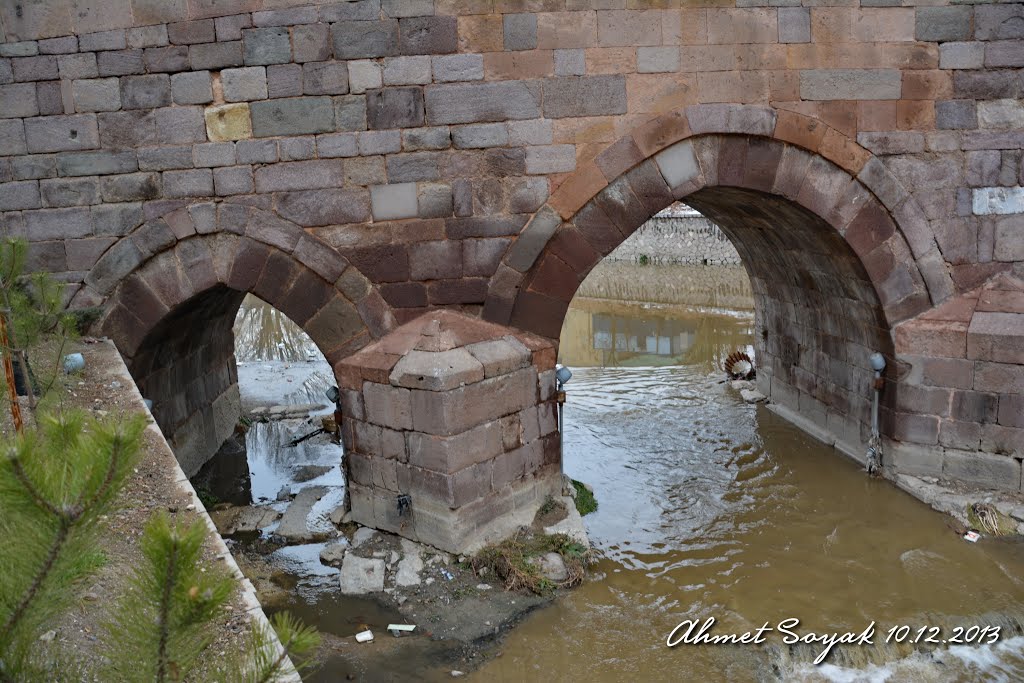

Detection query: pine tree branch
(78, 430), (126, 513)
(155, 533), (179, 683)
(9, 456), (60, 519)
(253, 647), (291, 683)
(0, 519), (69, 644)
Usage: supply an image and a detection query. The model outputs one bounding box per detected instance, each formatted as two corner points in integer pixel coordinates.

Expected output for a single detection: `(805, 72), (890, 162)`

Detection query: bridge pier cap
(337, 310), (560, 554)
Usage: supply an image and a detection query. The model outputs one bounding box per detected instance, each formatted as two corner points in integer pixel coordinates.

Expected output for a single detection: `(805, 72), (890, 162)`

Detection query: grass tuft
(572, 479), (598, 516)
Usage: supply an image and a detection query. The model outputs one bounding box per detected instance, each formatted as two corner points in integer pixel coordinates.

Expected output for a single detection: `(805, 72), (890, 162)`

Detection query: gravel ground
(2, 339), (256, 679)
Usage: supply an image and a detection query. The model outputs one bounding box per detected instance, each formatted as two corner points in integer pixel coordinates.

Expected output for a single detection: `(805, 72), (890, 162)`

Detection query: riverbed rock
(208, 505), (281, 535)
(330, 505), (350, 526)
(740, 389), (766, 403)
(339, 554), (386, 594)
(730, 379), (754, 391)
(276, 486), (330, 541)
(320, 540), (348, 567)
(351, 526), (378, 548)
(537, 552), (568, 582)
(293, 464), (333, 482)
(396, 540), (424, 587)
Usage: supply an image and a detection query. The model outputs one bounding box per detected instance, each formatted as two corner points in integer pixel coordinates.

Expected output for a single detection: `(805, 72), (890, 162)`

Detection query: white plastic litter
(355, 630), (374, 643)
(964, 530), (981, 543)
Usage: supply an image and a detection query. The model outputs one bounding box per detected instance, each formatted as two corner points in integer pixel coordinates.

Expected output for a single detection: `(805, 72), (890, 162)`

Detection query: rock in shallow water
(537, 552), (568, 582)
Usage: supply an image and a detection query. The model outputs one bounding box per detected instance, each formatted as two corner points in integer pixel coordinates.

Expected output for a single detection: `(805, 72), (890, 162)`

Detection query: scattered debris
(355, 630), (374, 643)
(387, 624), (416, 637)
(964, 530), (981, 543)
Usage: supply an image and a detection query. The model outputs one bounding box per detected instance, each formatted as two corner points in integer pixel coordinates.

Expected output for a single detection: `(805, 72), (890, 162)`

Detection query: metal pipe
(866, 352), (886, 475)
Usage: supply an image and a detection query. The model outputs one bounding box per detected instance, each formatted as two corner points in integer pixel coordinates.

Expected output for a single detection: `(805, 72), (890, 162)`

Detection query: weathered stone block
(170, 70), (213, 105)
(25, 115), (99, 153)
(57, 150), (135, 177)
(250, 97), (335, 137)
(242, 27), (291, 65)
(213, 165), (254, 196)
(382, 56), (431, 85)
(303, 61), (350, 95)
(162, 169), (213, 198)
(100, 172), (160, 202)
(916, 6), (973, 42)
(800, 69), (901, 101)
(253, 160), (344, 192)
(425, 81), (541, 125)
(943, 450), (1020, 491)
(25, 207), (93, 240)
(365, 87), (424, 130)
(59, 54), (99, 80)
(265, 63), (302, 98)
(0, 120), (27, 157)
(12, 55), (57, 81)
(940, 42), (985, 70)
(71, 78), (121, 113)
(274, 187), (371, 226)
(336, 94), (368, 132)
(364, 382), (413, 431)
(542, 75), (627, 118)
(127, 25), (168, 49)
(401, 16), (457, 55)
(155, 106), (207, 144)
(0, 181), (41, 211)
(525, 145), (576, 174)
(333, 20), (400, 60)
(778, 7), (810, 44)
(143, 46), (189, 73)
(0, 83), (39, 118)
(292, 24), (332, 63)
(189, 41), (243, 70)
(205, 103), (252, 142)
(168, 19), (214, 45)
(120, 74), (171, 110)
(936, 99), (978, 130)
(417, 182), (452, 218)
(222, 66), (268, 102)
(358, 129), (401, 156)
(637, 46), (678, 73)
(452, 122), (507, 149)
(40, 176), (98, 207)
(504, 13), (537, 51)
(97, 50), (144, 77)
(433, 54), (483, 82)
(194, 142), (236, 168)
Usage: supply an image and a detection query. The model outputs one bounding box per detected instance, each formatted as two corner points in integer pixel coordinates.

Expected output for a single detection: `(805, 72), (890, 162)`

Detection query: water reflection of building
(559, 258), (755, 369)
(561, 302), (754, 371)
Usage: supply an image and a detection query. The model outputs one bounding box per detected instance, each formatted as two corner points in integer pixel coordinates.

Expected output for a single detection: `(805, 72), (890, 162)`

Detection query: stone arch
(85, 202), (397, 474)
(482, 104), (956, 458)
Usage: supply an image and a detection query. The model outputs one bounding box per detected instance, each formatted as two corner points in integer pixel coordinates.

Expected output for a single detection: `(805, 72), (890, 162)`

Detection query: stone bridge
(1, 0), (1022, 551)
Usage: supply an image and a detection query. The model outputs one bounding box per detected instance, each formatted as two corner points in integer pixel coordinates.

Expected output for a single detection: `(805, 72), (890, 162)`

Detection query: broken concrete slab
(339, 553), (386, 593)
(276, 486), (330, 541)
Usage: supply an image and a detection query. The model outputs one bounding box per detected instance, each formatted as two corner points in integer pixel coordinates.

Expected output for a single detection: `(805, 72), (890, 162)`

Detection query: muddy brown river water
(228, 262), (1024, 682)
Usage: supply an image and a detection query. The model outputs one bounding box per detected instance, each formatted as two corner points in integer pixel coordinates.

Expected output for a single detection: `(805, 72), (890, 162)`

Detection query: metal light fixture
(555, 364), (571, 482)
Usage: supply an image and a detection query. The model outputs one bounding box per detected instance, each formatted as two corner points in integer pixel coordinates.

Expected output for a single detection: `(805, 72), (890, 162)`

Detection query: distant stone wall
(606, 214), (741, 265)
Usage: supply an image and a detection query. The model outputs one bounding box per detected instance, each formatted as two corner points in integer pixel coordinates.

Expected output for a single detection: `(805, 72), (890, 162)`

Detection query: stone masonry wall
(0, 0), (1022, 490)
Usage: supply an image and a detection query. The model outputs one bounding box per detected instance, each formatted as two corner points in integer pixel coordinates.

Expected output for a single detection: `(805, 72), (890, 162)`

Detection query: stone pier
(337, 311), (561, 554)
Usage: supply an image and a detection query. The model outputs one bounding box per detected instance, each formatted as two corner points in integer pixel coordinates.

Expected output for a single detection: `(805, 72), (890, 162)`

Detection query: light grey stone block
(250, 97), (335, 137)
(637, 46), (679, 73)
(303, 61), (350, 95)
(432, 54), (483, 83)
(383, 56), (432, 85)
(504, 13), (537, 51)
(72, 78), (121, 112)
(452, 123), (508, 149)
(554, 48), (585, 76)
(222, 66), (268, 102)
(799, 69), (901, 101)
(170, 70), (213, 105)
(370, 182), (418, 220)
